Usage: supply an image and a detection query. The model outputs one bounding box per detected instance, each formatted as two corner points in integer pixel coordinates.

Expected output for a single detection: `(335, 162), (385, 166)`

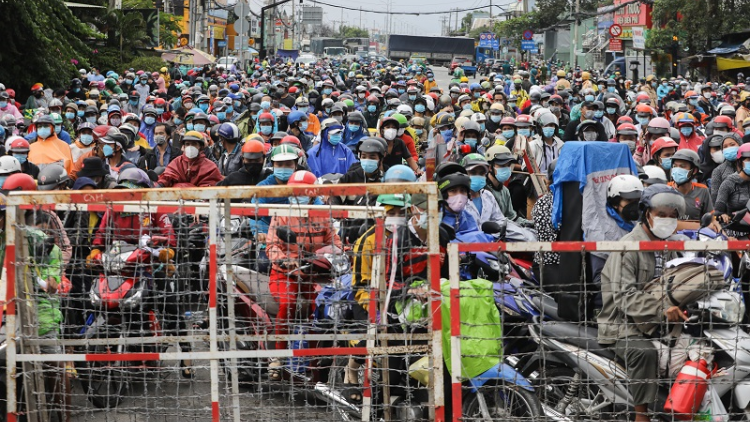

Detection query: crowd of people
(4, 54), (750, 420)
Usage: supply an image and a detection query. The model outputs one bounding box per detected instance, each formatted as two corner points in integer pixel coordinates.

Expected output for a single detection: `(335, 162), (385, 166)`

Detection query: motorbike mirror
(700, 213), (714, 229)
(418, 157), (425, 168)
(481, 221), (503, 234)
(276, 227), (297, 244)
(438, 222), (456, 247)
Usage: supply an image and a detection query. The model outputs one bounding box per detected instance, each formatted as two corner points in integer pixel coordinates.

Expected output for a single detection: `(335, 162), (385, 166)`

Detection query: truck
(343, 37), (370, 54)
(310, 37), (344, 56)
(387, 35), (491, 67)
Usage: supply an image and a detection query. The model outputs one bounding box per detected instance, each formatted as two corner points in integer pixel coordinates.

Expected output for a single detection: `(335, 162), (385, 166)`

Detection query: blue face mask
(129, 99), (138, 106)
(297, 106), (308, 114)
(261, 101), (271, 110)
(348, 124), (360, 133)
(495, 166), (512, 182)
(86, 116), (96, 124)
(517, 129), (531, 137)
(594, 111), (604, 119)
(174, 118), (183, 125)
(470, 175), (486, 192)
(360, 158), (379, 174)
(274, 167), (294, 182)
(584, 95), (595, 102)
(462, 103), (472, 110)
(680, 127), (693, 137)
(542, 127), (556, 138)
(289, 196), (311, 205)
(260, 125), (273, 135)
(661, 157), (672, 170)
(428, 77), (434, 81)
(194, 123), (206, 133)
(744, 162), (750, 176)
(474, 92), (481, 99)
(689, 99), (698, 106)
(144, 116), (156, 125)
(125, 79), (132, 85)
(746, 128), (750, 136)
(323, 88), (332, 95)
(415, 128), (423, 136)
(199, 103), (209, 112)
(79, 134), (94, 145)
(13, 154), (26, 164)
(156, 108), (164, 115)
(217, 112), (226, 121)
(367, 105), (377, 113)
(102, 144), (114, 157)
(464, 138), (477, 148)
(415, 104), (425, 113)
(606, 107), (617, 115)
(398, 88), (405, 94)
(409, 95), (417, 101)
(65, 112), (75, 120)
(77, 111), (85, 117)
(608, 87), (615, 93)
(636, 116), (649, 126)
(186, 123), (194, 131)
(502, 130), (515, 139)
(490, 115), (502, 123)
(479, 123), (486, 132)
(440, 129), (454, 140)
(300, 122), (309, 131)
(37, 127), (52, 139)
(671, 167), (691, 185)
(328, 133), (342, 145)
(724, 146), (739, 162)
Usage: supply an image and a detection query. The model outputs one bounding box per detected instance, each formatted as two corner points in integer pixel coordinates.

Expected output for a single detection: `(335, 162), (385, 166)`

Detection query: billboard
(302, 7), (323, 25)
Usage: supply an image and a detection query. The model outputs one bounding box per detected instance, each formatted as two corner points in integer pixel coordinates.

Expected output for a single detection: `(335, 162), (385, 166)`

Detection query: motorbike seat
(540, 322), (617, 361)
(531, 295), (560, 321)
(224, 265), (279, 317)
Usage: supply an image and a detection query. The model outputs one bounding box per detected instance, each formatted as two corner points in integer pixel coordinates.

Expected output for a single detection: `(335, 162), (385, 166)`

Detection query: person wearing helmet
(379, 116), (419, 174)
(307, 118), (357, 178)
(294, 96), (321, 136)
(735, 91), (750, 129)
(632, 116), (670, 166)
(665, 149), (713, 222)
(648, 136), (678, 172)
(254, 112), (277, 142)
(251, 144), (306, 238)
(218, 139), (272, 187)
(460, 153), (503, 225)
(563, 101), (608, 142)
(510, 78), (529, 110)
(0, 91), (22, 121)
(99, 131), (132, 175)
(599, 184), (686, 421)
(37, 163), (70, 191)
(155, 130), (222, 188)
(640, 165), (668, 187)
(673, 112), (704, 153)
(286, 110), (312, 151)
(28, 115), (75, 175)
(0, 155), (21, 187)
(7, 137), (39, 179)
(452, 120), (482, 160)
(204, 122), (243, 176)
(436, 165), (482, 235)
(715, 143), (750, 224)
(342, 111), (368, 153)
(482, 145), (533, 226)
(530, 112), (563, 174)
(363, 95), (381, 129)
(640, 74), (658, 106)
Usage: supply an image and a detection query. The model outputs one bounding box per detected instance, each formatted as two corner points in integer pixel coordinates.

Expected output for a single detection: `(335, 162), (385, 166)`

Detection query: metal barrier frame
(3, 182), (444, 422)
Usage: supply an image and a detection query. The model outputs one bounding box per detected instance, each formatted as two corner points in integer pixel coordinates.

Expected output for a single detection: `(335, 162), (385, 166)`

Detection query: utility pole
(359, 7), (362, 29)
(572, 0), (580, 66)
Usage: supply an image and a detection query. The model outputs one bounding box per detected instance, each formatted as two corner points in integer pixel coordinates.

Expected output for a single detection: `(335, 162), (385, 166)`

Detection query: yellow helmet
(646, 74), (656, 82)
(460, 76), (469, 83)
(557, 70), (566, 77)
(582, 71), (591, 80)
(740, 91), (750, 102)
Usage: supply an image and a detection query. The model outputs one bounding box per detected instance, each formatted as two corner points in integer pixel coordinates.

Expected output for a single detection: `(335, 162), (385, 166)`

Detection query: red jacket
(156, 153), (223, 188)
(93, 211), (176, 248)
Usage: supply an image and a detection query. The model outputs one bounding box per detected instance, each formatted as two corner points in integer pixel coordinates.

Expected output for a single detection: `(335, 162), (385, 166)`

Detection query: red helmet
(258, 112), (274, 123)
(280, 135), (302, 149)
(154, 98), (167, 106)
(242, 139), (266, 160)
(515, 115), (533, 127)
(288, 86), (298, 94)
(287, 170), (317, 186)
(651, 136), (679, 156)
(635, 93), (651, 103)
(616, 115), (634, 125)
(8, 137), (30, 153)
(499, 116), (516, 127)
(713, 115), (734, 129)
(2, 173), (36, 192)
(616, 123), (638, 136)
(635, 104), (656, 116)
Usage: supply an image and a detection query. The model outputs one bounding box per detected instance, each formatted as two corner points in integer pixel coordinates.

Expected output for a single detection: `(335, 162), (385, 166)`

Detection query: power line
(310, 0), (519, 16)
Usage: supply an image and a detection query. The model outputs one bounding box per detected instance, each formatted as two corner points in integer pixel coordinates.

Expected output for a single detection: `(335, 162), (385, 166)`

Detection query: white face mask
(649, 216), (678, 239)
(384, 216), (407, 228)
(383, 128), (398, 141)
(184, 145), (199, 159)
(711, 150), (725, 164)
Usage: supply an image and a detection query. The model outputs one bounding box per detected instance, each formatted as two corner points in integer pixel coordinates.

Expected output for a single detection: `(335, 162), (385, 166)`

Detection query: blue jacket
(343, 125), (368, 152)
(307, 125), (359, 177)
(442, 209), (481, 236)
(139, 122), (156, 147)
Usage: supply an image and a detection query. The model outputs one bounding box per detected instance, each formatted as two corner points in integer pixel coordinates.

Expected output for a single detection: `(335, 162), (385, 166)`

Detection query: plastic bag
(693, 384), (728, 422)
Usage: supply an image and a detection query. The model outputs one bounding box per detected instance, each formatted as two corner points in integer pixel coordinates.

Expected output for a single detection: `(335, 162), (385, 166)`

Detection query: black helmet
(358, 137), (386, 157)
(435, 113), (455, 128)
(37, 164), (69, 191)
(437, 172), (471, 198)
(433, 162), (466, 181)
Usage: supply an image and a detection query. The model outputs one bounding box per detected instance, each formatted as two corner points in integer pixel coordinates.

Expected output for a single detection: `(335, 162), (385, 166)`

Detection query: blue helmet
(384, 164), (417, 183)
(287, 111), (308, 126)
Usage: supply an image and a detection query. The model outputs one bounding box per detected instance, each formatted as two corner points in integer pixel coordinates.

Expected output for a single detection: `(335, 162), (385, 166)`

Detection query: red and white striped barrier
(458, 240), (750, 253)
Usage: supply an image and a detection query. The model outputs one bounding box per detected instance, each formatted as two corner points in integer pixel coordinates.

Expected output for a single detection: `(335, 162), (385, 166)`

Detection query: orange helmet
(684, 90), (699, 99)
(651, 136), (679, 156)
(280, 135), (303, 150)
(616, 115), (634, 125)
(242, 139), (266, 160)
(635, 104), (656, 116)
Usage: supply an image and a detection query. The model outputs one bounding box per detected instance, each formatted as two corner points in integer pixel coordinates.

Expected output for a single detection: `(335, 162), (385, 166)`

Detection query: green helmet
(50, 112), (63, 125)
(460, 153), (489, 170)
(270, 144), (300, 162)
(392, 113), (409, 129)
(343, 99), (355, 109)
(376, 193), (412, 207)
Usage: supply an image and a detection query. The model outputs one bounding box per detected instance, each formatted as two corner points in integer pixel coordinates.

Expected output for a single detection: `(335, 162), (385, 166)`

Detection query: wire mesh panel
(448, 240), (750, 422)
(2, 183), (443, 422)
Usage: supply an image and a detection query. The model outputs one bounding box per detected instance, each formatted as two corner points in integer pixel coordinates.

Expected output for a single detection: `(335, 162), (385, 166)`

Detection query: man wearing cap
(25, 83), (48, 110)
(28, 115), (74, 174)
(0, 92), (22, 120)
(76, 157), (117, 189)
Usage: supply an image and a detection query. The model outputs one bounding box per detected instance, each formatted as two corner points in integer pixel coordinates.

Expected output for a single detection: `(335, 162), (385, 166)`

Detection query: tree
(0, 0), (95, 95)
(102, 8), (151, 62)
(338, 25), (369, 38)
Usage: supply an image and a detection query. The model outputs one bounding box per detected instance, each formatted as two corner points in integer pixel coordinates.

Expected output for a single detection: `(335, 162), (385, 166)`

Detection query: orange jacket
(266, 215), (341, 272)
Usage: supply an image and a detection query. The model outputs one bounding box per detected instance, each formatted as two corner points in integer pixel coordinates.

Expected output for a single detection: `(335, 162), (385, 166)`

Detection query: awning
(708, 44), (744, 54)
(717, 56), (750, 71)
(64, 1), (105, 7)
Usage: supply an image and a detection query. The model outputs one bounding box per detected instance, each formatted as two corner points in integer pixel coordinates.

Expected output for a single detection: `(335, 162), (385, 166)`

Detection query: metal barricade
(2, 182), (445, 422)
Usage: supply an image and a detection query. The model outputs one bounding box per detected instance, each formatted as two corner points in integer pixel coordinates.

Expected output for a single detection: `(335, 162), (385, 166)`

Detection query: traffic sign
(523, 30), (533, 40)
(609, 24), (623, 38)
(521, 40), (536, 51)
(609, 38), (623, 52)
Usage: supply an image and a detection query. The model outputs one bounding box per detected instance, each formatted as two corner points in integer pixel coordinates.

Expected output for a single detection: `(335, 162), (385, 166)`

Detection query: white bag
(693, 384), (728, 422)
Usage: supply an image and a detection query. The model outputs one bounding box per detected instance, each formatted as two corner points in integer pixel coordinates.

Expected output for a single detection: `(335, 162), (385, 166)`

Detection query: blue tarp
(707, 43), (745, 55)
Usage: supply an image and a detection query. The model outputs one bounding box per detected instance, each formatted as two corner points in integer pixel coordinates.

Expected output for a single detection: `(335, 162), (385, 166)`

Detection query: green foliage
(494, 14), (538, 49)
(159, 12), (183, 49)
(0, 0), (94, 94)
(124, 56), (168, 73)
(89, 47), (125, 73)
(338, 26), (369, 38)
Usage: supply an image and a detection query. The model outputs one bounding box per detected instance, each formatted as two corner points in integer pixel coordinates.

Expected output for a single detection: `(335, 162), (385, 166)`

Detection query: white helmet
(424, 96), (435, 112)
(0, 156), (21, 175)
(471, 112), (487, 123)
(641, 165), (668, 185)
(607, 174), (644, 200)
(396, 104), (413, 117)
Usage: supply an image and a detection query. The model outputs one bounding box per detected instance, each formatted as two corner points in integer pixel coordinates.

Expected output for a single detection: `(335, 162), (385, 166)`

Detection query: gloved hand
(86, 249), (101, 267)
(139, 234), (152, 248)
(158, 248), (175, 263)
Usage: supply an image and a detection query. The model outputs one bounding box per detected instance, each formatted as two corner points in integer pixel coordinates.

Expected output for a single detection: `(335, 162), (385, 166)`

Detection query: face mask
(603, 107), (616, 115)
(0, 102), (7, 108)
(348, 124), (360, 133)
(333, 115), (343, 123)
(584, 95), (595, 102)
(583, 110), (595, 120)
(101, 112), (107, 119)
(502, 130), (515, 139)
(711, 150), (725, 164)
(110, 118), (121, 126)
(184, 103), (194, 110)
(199, 103), (209, 112)
(542, 127), (555, 138)
(464, 138), (477, 148)
(594, 111), (604, 119)
(415, 104), (425, 113)
(54, 124), (62, 134)
(703, 92), (712, 99)
(384, 216), (407, 228)
(183, 145), (199, 159)
(583, 131), (598, 142)
(649, 216), (678, 239)
(724, 146), (739, 162)
(360, 158), (379, 174)
(679, 127), (693, 137)
(274, 167), (294, 181)
(689, 99), (698, 106)
(156, 108), (164, 115)
(409, 95), (417, 101)
(621, 140), (636, 153)
(37, 127), (52, 139)
(636, 116), (649, 126)
(125, 79), (132, 85)
(383, 128), (398, 141)
(474, 92), (481, 99)
(446, 193), (469, 213)
(661, 157), (672, 170)
(358, 93), (366, 99)
(13, 154), (26, 164)
(194, 123), (206, 132)
(367, 105), (377, 113)
(65, 112), (75, 120)
(470, 175), (486, 192)
(260, 125), (273, 135)
(294, 120), (307, 131)
(398, 89), (406, 95)
(608, 87), (615, 93)
(715, 130), (729, 137)
(289, 196), (311, 205)
(517, 128), (531, 137)
(323, 88), (333, 95)
(173, 117), (183, 125)
(217, 112), (226, 121)
(440, 129), (454, 140)
(671, 167), (691, 185)
(154, 135), (167, 145)
(144, 116), (156, 125)
(495, 167), (512, 182)
(77, 111), (85, 117)
(86, 116), (97, 124)
(186, 122), (195, 131)
(140, 80), (147, 85)
(244, 162), (263, 175)
(329, 133), (342, 145)
(415, 128), (423, 136)
(297, 106), (308, 114)
(325, 108), (332, 114)
(490, 115), (502, 123)
(79, 133), (94, 145)
(102, 144), (114, 157)
(428, 77), (434, 82)
(621, 201), (640, 222)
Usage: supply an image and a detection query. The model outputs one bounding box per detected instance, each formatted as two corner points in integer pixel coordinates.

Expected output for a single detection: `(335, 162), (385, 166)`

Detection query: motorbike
(77, 237), (172, 409)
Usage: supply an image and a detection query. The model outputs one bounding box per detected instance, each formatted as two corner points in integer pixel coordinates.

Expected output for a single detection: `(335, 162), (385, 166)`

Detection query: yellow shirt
(29, 135), (74, 175)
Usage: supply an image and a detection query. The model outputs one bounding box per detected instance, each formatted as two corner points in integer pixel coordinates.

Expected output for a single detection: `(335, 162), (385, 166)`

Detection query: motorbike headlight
(488, 259), (501, 272)
(122, 287), (144, 309)
(713, 298), (745, 324)
(89, 286), (101, 306)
